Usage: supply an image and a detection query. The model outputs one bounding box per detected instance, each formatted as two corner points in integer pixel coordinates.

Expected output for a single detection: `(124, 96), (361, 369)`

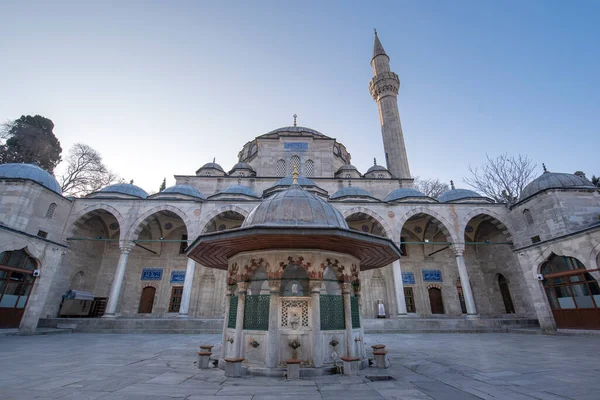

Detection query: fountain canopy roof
(187, 184), (401, 270)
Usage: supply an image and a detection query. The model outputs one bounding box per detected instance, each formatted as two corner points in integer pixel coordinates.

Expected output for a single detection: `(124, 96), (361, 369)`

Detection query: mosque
(1, 33), (599, 340)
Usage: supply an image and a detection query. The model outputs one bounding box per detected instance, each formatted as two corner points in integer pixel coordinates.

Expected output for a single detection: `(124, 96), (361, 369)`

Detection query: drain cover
(366, 376), (396, 382)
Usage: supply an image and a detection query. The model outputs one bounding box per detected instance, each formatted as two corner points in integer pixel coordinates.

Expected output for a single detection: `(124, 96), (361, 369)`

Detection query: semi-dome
(385, 188), (427, 202)
(243, 184), (348, 229)
(161, 185), (206, 199)
(520, 171), (596, 201)
(0, 163), (61, 194)
(220, 184), (259, 198)
(330, 186), (373, 200)
(99, 183), (148, 199)
(438, 188), (486, 203)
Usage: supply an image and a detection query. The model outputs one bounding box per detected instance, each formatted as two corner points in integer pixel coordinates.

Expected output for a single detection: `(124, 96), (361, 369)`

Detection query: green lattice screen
(351, 297), (360, 328)
(320, 295), (345, 330)
(243, 295), (270, 330)
(228, 296), (238, 328)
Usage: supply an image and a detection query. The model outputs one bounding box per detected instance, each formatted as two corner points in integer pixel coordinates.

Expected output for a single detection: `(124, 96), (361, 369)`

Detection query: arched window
(239, 172), (245, 177)
(280, 264), (309, 297)
(276, 159), (286, 177)
(46, 203), (57, 219)
(498, 274), (515, 313)
(0, 249), (37, 270)
(289, 155), (300, 175)
(377, 174), (384, 179)
(0, 249), (37, 322)
(345, 174), (351, 178)
(456, 278), (467, 314)
(305, 159), (314, 177)
(523, 209), (534, 226)
(204, 172), (211, 177)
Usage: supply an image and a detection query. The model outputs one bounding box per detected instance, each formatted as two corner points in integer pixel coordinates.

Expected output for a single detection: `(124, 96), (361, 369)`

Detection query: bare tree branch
(464, 153), (537, 203)
(413, 177), (450, 198)
(59, 143), (120, 197)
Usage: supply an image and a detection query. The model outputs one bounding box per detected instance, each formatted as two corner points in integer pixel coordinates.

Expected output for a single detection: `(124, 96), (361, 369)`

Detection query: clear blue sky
(1, 0), (598, 193)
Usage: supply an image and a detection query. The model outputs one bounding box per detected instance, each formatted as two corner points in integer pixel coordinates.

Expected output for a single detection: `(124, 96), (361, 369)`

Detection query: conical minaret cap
(372, 29), (388, 60)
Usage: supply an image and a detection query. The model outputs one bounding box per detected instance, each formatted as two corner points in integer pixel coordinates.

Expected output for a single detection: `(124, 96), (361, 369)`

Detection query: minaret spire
(369, 31), (411, 179)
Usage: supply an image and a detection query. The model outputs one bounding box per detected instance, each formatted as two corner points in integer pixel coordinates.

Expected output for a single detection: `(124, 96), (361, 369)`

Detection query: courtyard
(0, 332), (597, 400)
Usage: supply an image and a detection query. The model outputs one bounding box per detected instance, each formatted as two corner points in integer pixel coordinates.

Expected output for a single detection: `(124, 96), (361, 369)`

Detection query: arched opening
(281, 264), (310, 297)
(138, 286), (156, 314)
(541, 254), (600, 329)
(463, 213), (531, 317)
(203, 211), (245, 234)
(0, 249), (38, 328)
(345, 212), (391, 318)
(428, 287), (444, 314)
(400, 212), (454, 316)
(498, 274), (515, 314)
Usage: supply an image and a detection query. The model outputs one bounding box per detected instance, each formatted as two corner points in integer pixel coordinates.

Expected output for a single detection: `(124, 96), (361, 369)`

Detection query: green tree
(159, 178), (166, 192)
(0, 115), (62, 173)
(591, 175), (599, 187)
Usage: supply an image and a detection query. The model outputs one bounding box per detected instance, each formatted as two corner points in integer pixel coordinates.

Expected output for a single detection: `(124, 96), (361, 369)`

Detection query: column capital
(341, 282), (352, 294)
(309, 280), (322, 293)
(237, 281), (249, 293)
(119, 242), (135, 254)
(451, 245), (465, 257)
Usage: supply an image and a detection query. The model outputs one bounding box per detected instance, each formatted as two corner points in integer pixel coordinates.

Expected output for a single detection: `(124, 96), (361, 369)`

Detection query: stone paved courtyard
(0, 332), (597, 400)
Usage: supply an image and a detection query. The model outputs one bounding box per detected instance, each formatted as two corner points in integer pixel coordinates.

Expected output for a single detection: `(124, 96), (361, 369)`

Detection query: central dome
(243, 184), (348, 228)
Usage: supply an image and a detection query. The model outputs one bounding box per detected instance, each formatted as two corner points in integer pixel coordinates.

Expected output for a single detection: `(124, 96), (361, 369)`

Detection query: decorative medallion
(164, 222), (173, 230)
(465, 225), (473, 233)
(387, 211), (395, 218)
(193, 209), (201, 216)
(361, 224), (370, 232)
(109, 223), (119, 230)
(414, 226), (422, 233)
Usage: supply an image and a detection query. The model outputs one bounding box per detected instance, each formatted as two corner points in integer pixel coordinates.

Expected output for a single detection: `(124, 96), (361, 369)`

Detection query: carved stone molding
(268, 279), (282, 292)
(309, 280), (323, 292)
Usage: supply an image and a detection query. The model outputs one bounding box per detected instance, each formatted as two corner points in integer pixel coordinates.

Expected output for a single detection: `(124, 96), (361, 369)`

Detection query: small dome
(0, 163), (61, 194)
(330, 187), (373, 200)
(385, 188), (427, 202)
(229, 162), (255, 172)
(221, 184), (259, 197)
(99, 183), (148, 199)
(366, 164), (388, 174)
(199, 162), (224, 172)
(438, 188), (485, 203)
(336, 164), (359, 173)
(243, 185), (348, 228)
(161, 185), (205, 199)
(520, 171), (596, 201)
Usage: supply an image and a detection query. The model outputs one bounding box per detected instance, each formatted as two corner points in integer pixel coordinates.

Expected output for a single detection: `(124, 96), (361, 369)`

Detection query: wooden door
(428, 287), (444, 314)
(138, 287), (155, 314)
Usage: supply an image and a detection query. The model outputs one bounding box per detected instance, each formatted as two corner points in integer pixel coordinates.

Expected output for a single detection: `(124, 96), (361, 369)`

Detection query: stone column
(221, 285), (234, 359)
(391, 260), (408, 316)
(342, 283), (353, 357)
(266, 280), (281, 368)
(454, 248), (479, 318)
(309, 280), (323, 367)
(178, 258), (196, 318)
(234, 282), (248, 358)
(104, 244), (133, 317)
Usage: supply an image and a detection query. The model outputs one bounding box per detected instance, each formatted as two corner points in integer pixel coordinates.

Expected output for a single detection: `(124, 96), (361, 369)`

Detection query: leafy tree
(464, 154), (537, 203)
(0, 115), (62, 173)
(591, 175), (599, 187)
(159, 178), (166, 192)
(58, 143), (120, 197)
(413, 177), (450, 198)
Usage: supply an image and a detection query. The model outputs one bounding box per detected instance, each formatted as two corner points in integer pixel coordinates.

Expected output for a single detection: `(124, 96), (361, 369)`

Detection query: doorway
(0, 250), (37, 328)
(428, 287), (444, 314)
(138, 287), (156, 314)
(498, 274), (515, 314)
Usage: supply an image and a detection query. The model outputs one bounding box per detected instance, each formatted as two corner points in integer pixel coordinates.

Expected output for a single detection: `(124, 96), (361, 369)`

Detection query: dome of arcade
(334, 164), (361, 178)
(229, 162), (255, 174)
(366, 164), (388, 174)
(385, 187), (431, 202)
(243, 184), (348, 229)
(97, 183), (148, 199)
(0, 163), (61, 194)
(330, 186), (374, 200)
(520, 171), (596, 201)
(219, 184), (259, 198)
(159, 184), (206, 199)
(196, 161), (226, 176)
(437, 188), (490, 203)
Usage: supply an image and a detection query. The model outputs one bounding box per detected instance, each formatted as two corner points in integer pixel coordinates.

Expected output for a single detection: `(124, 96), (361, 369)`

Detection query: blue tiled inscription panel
(141, 268), (163, 281)
(402, 272), (415, 285)
(171, 270), (186, 283)
(422, 269), (442, 282)
(284, 142), (308, 152)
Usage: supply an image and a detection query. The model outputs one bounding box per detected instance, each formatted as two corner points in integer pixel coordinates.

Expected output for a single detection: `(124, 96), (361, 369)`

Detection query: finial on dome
(373, 158), (377, 166)
(293, 114), (297, 127)
(213, 157), (216, 163)
(292, 164), (299, 184)
(374, 28), (377, 36)
(542, 163), (547, 173)
(450, 180), (455, 190)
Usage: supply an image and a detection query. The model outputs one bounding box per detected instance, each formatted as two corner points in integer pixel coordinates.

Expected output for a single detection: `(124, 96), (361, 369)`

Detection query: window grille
(168, 286), (183, 312)
(46, 203), (57, 219)
(320, 295), (345, 330)
(523, 209), (534, 226)
(276, 159), (286, 177)
(289, 155), (300, 175)
(351, 296), (360, 328)
(305, 159), (314, 177)
(243, 295), (270, 330)
(228, 295), (238, 328)
(404, 287), (416, 312)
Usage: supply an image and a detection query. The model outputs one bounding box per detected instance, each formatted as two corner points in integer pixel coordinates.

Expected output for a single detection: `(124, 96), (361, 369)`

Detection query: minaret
(369, 30), (411, 179)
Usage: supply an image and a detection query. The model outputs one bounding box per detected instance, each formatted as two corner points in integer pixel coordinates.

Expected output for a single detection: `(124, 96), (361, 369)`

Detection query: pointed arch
(198, 205), (250, 234)
(65, 203), (125, 240)
(459, 208), (514, 243)
(124, 205), (193, 242)
(342, 207), (393, 239)
(395, 207), (459, 245)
